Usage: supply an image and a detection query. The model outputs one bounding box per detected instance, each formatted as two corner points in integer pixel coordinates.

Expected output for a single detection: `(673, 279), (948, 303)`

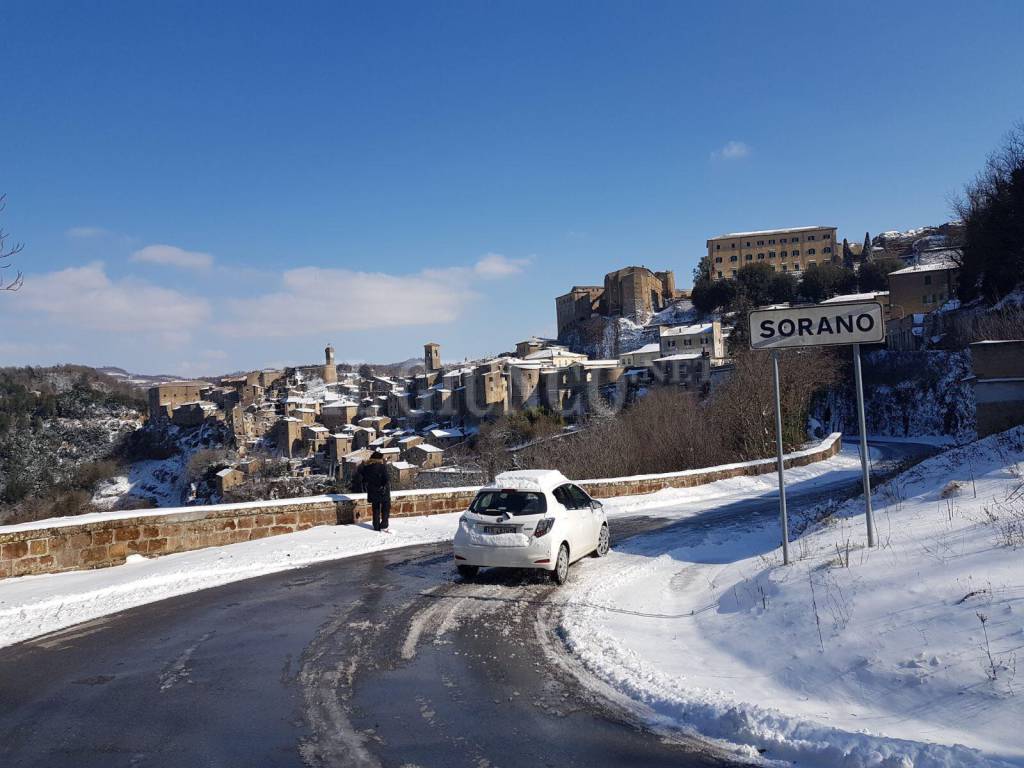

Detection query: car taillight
(534, 518), (554, 538)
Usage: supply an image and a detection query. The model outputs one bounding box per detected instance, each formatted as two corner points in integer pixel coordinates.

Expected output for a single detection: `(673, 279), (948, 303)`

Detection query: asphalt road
(0, 441), (935, 768)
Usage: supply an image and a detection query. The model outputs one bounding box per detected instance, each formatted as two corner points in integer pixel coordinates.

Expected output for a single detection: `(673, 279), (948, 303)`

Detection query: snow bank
(558, 429), (1024, 766)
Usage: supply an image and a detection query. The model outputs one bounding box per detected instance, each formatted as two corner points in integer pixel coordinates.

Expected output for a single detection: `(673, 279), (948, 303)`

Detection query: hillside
(0, 366), (146, 523)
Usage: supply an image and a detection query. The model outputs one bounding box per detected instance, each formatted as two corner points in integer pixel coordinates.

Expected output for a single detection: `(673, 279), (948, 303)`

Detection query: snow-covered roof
(304, 425), (329, 433)
(821, 292), (889, 304)
(413, 443), (444, 452)
(660, 323), (713, 337)
(379, 447), (400, 454)
(523, 347), (581, 360)
(711, 226), (833, 239)
(577, 359), (621, 368)
(624, 343), (662, 355)
(391, 461), (417, 470)
(655, 353), (704, 362)
(888, 260), (958, 276)
(491, 469), (569, 493)
(215, 467), (240, 477)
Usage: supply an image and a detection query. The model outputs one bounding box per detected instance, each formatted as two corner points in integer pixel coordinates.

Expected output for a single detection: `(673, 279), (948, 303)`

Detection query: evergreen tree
(862, 232), (872, 263)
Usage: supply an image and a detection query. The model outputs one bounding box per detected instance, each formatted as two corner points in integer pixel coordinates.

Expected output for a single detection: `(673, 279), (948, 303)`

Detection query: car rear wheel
(551, 543), (570, 585)
(457, 564), (479, 580)
(593, 523), (610, 557)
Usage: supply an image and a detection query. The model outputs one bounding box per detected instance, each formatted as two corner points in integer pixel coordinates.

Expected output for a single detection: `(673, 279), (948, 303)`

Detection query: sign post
(748, 301), (885, 559)
(852, 343), (876, 547)
(771, 350), (790, 565)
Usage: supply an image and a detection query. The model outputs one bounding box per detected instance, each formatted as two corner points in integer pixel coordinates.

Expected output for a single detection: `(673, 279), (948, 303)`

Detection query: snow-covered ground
(0, 445), (868, 649)
(557, 429), (1024, 767)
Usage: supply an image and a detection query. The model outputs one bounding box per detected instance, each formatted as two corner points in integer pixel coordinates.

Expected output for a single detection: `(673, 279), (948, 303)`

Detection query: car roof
(489, 469), (571, 493)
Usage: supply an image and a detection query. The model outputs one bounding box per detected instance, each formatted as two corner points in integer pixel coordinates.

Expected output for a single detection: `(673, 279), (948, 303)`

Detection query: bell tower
(424, 342), (441, 373)
(323, 345), (338, 384)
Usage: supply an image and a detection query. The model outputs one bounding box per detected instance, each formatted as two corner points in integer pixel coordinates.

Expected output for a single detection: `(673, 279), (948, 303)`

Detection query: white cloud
(473, 253), (531, 279)
(10, 262), (210, 336)
(131, 244), (214, 271)
(711, 140), (752, 161)
(66, 226), (109, 239)
(219, 266), (480, 338)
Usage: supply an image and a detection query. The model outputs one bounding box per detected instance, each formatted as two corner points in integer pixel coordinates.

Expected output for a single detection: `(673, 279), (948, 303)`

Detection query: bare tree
(0, 194), (24, 292)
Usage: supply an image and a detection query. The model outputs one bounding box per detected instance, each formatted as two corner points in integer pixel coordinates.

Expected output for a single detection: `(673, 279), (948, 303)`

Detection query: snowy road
(0, 442), (932, 767)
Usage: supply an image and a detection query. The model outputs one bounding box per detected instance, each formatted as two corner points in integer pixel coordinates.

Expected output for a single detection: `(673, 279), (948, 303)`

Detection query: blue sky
(1, 1), (1022, 375)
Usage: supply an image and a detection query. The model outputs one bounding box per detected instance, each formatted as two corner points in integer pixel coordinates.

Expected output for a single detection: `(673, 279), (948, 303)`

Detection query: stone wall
(0, 434), (841, 579)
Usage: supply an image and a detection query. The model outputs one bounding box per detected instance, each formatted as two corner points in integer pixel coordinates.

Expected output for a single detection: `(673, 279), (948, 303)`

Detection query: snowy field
(0, 446), (868, 649)
(558, 429), (1024, 767)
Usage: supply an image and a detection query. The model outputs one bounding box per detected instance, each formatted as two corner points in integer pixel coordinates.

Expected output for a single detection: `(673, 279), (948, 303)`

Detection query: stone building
(148, 382), (205, 421)
(407, 443), (444, 469)
(886, 260), (959, 318)
(600, 266), (677, 321)
(653, 352), (712, 390)
(659, 321), (725, 360)
(706, 226), (838, 280)
(555, 267), (681, 336)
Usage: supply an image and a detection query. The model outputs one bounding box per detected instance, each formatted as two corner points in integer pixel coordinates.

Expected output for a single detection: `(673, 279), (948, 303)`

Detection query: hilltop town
(131, 220), (1000, 509)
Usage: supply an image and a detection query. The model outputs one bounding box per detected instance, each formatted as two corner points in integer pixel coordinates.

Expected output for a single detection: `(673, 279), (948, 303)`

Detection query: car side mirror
(591, 500), (603, 511)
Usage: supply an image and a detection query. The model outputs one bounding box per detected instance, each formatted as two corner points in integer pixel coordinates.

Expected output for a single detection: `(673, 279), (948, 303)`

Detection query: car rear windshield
(470, 490), (547, 516)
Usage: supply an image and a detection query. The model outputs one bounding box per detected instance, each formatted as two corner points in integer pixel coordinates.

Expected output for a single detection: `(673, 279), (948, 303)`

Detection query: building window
(793, 263), (800, 270)
(745, 254), (753, 261)
(731, 242), (736, 248)
(715, 244), (720, 250)
(730, 254), (738, 262)
(769, 251), (777, 259)
(715, 256), (722, 263)
(808, 248), (816, 255)
(922, 295), (930, 304)
(731, 269), (737, 277)
(924, 275), (932, 285)
(780, 238), (787, 243)
(757, 240), (764, 246)
(768, 239), (776, 244)
(717, 271), (723, 278)
(746, 241), (751, 247)
(807, 261), (816, 268)
(781, 265), (787, 272)
(758, 253), (765, 260)
(823, 232), (832, 240)
(808, 234), (816, 240)
(823, 246), (832, 254)
(790, 236), (799, 242)
(791, 249), (800, 256)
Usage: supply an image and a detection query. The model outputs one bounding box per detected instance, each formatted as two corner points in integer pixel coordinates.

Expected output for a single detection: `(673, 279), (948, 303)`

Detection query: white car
(452, 469), (610, 584)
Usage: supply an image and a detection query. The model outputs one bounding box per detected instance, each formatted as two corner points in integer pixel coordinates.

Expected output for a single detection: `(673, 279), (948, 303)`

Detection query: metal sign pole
(771, 351), (790, 565)
(852, 343), (876, 547)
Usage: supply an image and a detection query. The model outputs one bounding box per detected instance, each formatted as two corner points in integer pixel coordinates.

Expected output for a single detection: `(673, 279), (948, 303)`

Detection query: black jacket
(356, 460), (391, 500)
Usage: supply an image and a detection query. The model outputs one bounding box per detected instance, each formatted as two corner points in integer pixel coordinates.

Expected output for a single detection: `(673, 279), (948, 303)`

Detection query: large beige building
(706, 226), (838, 281)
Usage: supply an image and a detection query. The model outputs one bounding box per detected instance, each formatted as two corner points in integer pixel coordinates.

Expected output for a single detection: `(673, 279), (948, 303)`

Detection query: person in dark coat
(355, 451), (391, 532)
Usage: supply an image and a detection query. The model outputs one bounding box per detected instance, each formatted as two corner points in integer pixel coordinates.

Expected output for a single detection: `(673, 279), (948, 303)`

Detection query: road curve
(0, 442), (935, 768)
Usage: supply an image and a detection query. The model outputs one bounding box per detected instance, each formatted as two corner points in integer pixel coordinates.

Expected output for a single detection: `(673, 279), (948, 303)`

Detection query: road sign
(748, 301), (885, 351)
(747, 300), (884, 560)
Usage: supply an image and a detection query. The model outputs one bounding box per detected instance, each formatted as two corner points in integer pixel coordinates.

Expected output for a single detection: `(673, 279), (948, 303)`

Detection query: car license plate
(484, 525), (516, 534)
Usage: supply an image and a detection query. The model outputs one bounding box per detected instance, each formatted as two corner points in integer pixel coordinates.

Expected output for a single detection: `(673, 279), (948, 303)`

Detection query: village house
(970, 340), (1024, 437)
(619, 342), (662, 368)
(658, 321), (725, 360)
(407, 442), (444, 468)
(653, 352), (712, 390)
